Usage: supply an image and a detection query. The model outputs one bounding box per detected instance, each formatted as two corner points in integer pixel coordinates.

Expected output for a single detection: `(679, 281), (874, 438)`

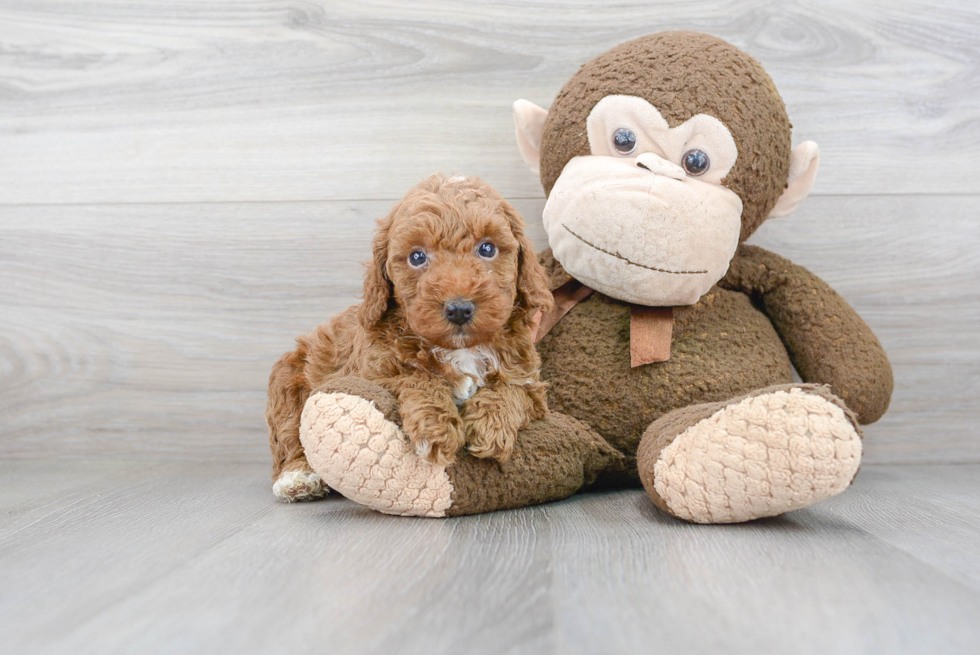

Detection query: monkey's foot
(300, 392), (454, 517)
(272, 468), (327, 503)
(637, 384), (862, 524)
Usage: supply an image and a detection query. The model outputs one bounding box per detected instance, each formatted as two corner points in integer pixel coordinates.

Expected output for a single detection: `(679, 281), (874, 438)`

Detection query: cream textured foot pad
(654, 388), (862, 523)
(299, 392), (453, 517)
(272, 469), (328, 502)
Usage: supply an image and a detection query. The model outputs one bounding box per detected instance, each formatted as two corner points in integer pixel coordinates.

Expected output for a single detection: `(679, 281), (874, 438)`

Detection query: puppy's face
(388, 188), (522, 349)
(360, 176), (552, 350)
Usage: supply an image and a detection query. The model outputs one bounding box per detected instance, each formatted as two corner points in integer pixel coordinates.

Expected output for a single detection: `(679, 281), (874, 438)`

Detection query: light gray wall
(1, 0), (977, 463)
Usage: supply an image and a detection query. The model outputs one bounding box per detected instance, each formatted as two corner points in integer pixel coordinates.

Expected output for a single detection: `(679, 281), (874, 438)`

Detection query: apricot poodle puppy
(267, 174), (554, 501)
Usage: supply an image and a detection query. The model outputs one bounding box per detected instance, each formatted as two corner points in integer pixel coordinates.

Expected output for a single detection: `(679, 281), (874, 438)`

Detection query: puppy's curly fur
(267, 174), (554, 486)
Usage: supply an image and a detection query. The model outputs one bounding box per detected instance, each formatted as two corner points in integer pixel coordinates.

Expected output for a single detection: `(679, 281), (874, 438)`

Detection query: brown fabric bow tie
(530, 279), (674, 367)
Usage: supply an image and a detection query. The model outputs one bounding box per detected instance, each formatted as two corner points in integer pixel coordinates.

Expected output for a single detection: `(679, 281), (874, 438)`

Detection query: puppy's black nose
(444, 300), (475, 326)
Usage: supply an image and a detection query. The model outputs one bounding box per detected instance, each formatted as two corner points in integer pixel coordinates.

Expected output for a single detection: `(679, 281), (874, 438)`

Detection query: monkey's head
(513, 31), (819, 306)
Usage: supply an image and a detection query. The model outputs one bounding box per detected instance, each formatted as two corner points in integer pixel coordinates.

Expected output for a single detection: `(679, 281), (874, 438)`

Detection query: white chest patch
(432, 345), (499, 404)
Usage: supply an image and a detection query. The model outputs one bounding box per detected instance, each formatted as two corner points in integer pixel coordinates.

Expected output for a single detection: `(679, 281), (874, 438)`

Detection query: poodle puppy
(267, 174), (555, 501)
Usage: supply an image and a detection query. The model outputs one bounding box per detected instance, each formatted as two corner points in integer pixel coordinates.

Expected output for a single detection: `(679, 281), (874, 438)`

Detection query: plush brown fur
(539, 31), (792, 242)
(522, 33), (892, 491)
(267, 174), (554, 476)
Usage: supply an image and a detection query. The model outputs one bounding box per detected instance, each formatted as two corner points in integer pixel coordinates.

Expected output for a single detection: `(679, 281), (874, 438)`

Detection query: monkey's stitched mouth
(562, 224), (707, 275)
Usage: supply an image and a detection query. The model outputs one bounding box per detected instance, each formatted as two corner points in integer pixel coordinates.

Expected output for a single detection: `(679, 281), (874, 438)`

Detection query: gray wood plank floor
(2, 460), (979, 654)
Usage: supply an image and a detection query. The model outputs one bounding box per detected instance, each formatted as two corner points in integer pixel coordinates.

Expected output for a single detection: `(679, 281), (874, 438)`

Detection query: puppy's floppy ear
(358, 213), (394, 329)
(501, 200), (554, 322)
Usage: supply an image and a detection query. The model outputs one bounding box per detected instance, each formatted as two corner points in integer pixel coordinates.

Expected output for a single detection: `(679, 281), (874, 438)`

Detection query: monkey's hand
(720, 244), (893, 424)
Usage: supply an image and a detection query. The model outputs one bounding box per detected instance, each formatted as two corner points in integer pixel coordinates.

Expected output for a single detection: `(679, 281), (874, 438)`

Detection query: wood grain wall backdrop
(0, 0), (978, 463)
(2, 0), (978, 203)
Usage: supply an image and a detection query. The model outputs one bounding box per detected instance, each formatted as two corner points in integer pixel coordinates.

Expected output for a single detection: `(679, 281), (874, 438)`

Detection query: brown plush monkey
(295, 31), (893, 523)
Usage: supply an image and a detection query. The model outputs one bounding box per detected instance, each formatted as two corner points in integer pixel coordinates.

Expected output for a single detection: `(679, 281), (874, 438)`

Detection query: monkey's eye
(408, 250), (427, 267)
(477, 242), (497, 259)
(682, 149), (710, 176)
(613, 128), (637, 154)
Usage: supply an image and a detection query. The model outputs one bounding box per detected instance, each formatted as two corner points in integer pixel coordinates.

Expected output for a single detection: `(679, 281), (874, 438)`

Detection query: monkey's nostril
(444, 300), (475, 326)
(635, 153), (687, 180)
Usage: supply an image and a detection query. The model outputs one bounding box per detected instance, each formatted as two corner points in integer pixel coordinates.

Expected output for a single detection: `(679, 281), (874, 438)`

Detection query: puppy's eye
(613, 128), (637, 155)
(408, 250), (427, 267)
(477, 242), (497, 259)
(682, 149), (710, 176)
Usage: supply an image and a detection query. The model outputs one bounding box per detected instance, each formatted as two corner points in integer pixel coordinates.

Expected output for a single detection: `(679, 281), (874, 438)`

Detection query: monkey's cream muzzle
(514, 92), (819, 308)
(543, 154), (742, 306)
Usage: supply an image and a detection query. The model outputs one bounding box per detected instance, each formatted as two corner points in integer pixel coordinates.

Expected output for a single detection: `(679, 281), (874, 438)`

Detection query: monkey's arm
(719, 244), (893, 424)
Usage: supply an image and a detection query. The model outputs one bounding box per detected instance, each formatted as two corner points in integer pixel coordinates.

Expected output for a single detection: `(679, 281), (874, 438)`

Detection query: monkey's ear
(769, 141), (820, 218)
(513, 99), (549, 175)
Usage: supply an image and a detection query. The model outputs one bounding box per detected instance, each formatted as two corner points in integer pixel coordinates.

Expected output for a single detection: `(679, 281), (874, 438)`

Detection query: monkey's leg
(636, 383), (862, 524)
(300, 377), (623, 517)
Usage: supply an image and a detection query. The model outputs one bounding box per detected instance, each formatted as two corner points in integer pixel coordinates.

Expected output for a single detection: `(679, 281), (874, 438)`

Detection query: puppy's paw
(403, 410), (466, 467)
(463, 393), (524, 463)
(467, 420), (518, 462)
(272, 468), (328, 503)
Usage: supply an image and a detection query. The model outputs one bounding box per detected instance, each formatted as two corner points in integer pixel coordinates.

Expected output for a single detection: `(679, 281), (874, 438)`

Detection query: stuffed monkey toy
(292, 31), (893, 523)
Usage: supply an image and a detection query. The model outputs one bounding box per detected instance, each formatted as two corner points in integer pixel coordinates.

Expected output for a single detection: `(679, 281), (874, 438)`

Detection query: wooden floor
(2, 1), (979, 653)
(1, 460), (979, 654)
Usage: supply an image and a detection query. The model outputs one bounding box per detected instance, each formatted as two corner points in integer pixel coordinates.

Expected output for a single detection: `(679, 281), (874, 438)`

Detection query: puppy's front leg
(463, 382), (547, 462)
(395, 376), (466, 467)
